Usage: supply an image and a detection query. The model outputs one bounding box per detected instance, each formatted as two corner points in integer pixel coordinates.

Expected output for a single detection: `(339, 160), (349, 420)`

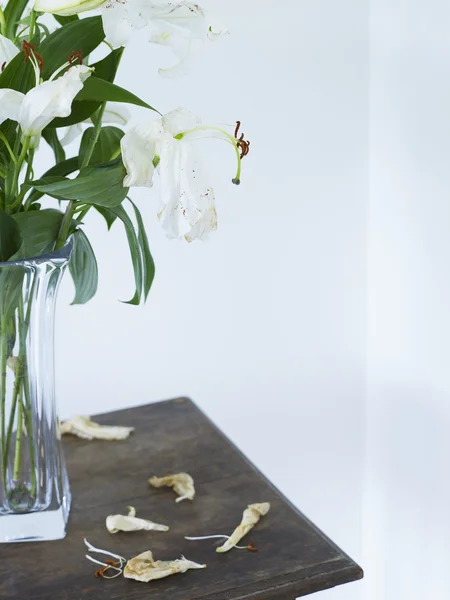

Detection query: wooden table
(1, 398), (363, 599)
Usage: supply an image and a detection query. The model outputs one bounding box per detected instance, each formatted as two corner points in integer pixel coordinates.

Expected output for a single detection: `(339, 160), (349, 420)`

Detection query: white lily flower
(35, 0), (225, 77)
(0, 63), (92, 136)
(0, 34), (19, 68)
(121, 107), (249, 242)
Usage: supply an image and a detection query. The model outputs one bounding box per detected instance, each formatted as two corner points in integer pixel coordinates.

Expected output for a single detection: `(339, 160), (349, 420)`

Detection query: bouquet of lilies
(0, 0), (250, 304)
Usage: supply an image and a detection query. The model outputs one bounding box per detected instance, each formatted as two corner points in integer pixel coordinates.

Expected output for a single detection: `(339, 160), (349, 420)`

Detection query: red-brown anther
(94, 559), (119, 578)
(22, 40), (44, 71)
(22, 40), (35, 62)
(35, 52), (44, 71)
(68, 51), (83, 66)
(234, 120), (250, 159)
(247, 541), (259, 552)
(1, 62), (6, 72)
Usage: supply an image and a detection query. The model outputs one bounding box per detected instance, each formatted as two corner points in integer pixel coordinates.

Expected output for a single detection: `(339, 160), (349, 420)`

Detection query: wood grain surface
(0, 398), (363, 599)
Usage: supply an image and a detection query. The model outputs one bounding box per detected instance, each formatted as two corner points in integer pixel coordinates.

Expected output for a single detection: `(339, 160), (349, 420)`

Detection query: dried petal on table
(149, 472), (195, 502)
(59, 415), (134, 440)
(216, 502), (271, 553)
(106, 506), (169, 534)
(123, 551), (206, 583)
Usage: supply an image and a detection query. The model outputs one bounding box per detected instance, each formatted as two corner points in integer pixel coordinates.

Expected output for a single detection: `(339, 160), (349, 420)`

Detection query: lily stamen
(234, 121), (250, 160)
(185, 534), (257, 551)
(68, 50), (83, 66)
(22, 41), (44, 86)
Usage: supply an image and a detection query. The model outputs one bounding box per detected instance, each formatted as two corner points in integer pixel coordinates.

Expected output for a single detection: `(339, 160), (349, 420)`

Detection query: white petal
(124, 551), (205, 583)
(147, 2), (211, 40)
(59, 415), (134, 440)
(106, 507), (169, 534)
(0, 89), (25, 126)
(121, 122), (165, 187)
(103, 102), (131, 126)
(34, 0), (107, 16)
(59, 123), (84, 146)
(102, 0), (150, 48)
(158, 138), (216, 241)
(150, 30), (196, 79)
(0, 35), (19, 66)
(19, 65), (92, 135)
(162, 107), (201, 136)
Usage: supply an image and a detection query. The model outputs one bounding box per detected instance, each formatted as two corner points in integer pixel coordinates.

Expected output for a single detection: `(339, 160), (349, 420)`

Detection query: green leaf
(42, 128), (66, 164)
(51, 49), (124, 128)
(129, 199), (155, 300)
(100, 205), (143, 304)
(39, 16), (105, 80)
(11, 209), (64, 259)
(4, 0), (30, 38)
(76, 77), (158, 112)
(53, 14), (78, 26)
(0, 209), (23, 262)
(0, 50), (34, 93)
(0, 270), (24, 317)
(42, 157), (80, 179)
(31, 160), (128, 207)
(98, 201), (155, 304)
(79, 126), (124, 167)
(91, 48), (124, 82)
(24, 156), (80, 206)
(69, 229), (98, 304)
(95, 206), (117, 230)
(50, 101), (100, 128)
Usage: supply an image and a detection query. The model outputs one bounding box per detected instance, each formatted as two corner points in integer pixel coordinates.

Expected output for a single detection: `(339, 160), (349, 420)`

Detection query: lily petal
(106, 506), (169, 534)
(124, 551), (205, 583)
(121, 121), (165, 187)
(0, 34), (20, 66)
(34, 0), (107, 16)
(162, 107), (202, 136)
(103, 101), (131, 126)
(19, 65), (92, 136)
(158, 139), (217, 241)
(102, 0), (150, 48)
(0, 89), (25, 126)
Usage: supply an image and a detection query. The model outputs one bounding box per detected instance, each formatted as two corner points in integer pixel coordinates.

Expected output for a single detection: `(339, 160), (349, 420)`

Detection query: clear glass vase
(0, 240), (72, 542)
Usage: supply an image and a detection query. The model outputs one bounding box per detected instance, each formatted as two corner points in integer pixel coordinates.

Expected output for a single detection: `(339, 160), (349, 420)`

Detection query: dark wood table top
(0, 398), (363, 599)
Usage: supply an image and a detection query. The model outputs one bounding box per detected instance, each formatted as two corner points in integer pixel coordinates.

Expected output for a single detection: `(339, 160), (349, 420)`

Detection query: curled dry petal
(106, 506), (169, 534)
(59, 415), (134, 440)
(216, 503), (271, 553)
(149, 472), (195, 502)
(124, 551), (206, 583)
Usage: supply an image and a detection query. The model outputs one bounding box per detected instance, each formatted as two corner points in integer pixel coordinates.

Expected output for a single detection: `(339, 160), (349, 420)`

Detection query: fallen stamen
(84, 538), (127, 566)
(185, 534), (251, 550)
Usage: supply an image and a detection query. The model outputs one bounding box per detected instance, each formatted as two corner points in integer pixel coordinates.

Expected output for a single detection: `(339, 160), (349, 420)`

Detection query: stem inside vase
(0, 244), (72, 540)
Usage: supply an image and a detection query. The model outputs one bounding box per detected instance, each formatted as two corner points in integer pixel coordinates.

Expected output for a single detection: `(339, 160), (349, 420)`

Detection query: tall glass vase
(0, 240), (72, 542)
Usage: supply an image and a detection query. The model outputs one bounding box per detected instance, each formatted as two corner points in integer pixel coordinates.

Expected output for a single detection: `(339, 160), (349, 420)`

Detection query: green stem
(14, 148), (35, 209)
(55, 103), (106, 249)
(29, 9), (37, 41)
(0, 132), (18, 165)
(0, 320), (6, 449)
(0, 6), (7, 37)
(18, 294), (36, 498)
(3, 361), (21, 476)
(0, 318), (6, 490)
(9, 137), (31, 211)
(12, 388), (23, 481)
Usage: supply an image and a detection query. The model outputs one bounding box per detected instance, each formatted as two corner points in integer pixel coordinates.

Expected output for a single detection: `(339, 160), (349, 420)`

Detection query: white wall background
(365, 0), (450, 598)
(54, 1), (368, 598)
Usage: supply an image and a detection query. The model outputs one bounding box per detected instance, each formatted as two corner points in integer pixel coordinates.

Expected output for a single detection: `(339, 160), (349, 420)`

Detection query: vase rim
(0, 236), (73, 268)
